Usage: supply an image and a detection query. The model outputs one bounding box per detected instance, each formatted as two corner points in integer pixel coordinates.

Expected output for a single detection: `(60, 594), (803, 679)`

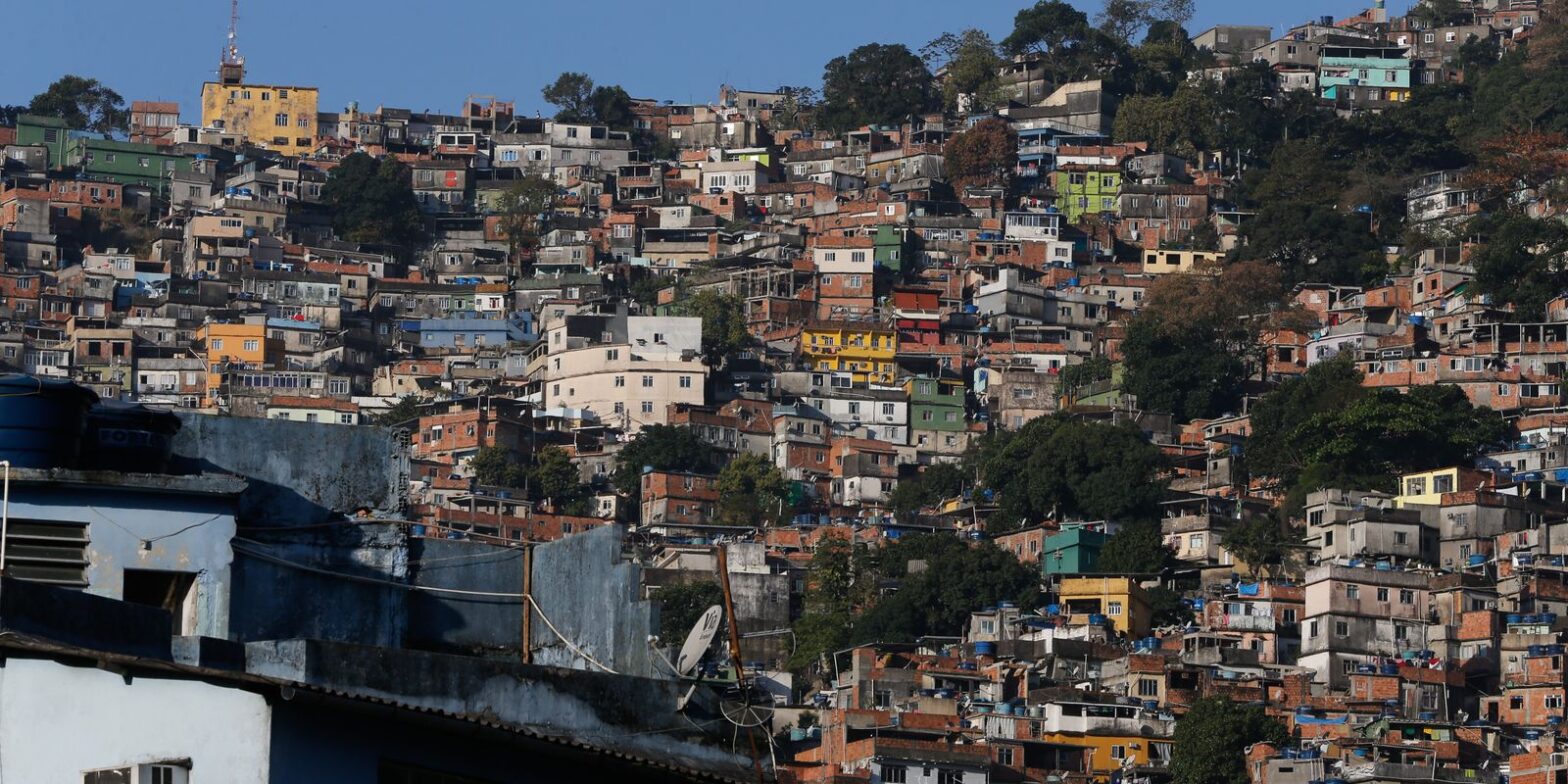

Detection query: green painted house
(1041, 525), (1111, 576)
(1051, 166), (1122, 224)
(874, 224), (911, 272)
(65, 138), (193, 195)
(908, 375), (966, 450)
(14, 115), (73, 167)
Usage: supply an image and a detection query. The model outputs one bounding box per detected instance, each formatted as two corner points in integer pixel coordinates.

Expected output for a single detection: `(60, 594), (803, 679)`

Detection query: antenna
(224, 0), (243, 66)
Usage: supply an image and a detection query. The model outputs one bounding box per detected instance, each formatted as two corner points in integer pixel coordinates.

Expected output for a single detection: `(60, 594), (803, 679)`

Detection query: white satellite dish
(675, 604), (724, 676)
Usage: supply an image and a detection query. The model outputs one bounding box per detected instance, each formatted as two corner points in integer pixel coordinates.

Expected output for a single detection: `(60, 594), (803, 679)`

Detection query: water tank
(81, 400), (181, 473)
(0, 375), (98, 468)
(996, 703), (1014, 715)
(1508, 614), (1523, 624)
(1089, 613), (1107, 626)
(789, 728), (807, 742)
(975, 641), (997, 657)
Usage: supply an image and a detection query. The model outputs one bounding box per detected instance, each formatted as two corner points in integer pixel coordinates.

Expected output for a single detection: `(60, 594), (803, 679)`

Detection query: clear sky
(3, 0), (1387, 120)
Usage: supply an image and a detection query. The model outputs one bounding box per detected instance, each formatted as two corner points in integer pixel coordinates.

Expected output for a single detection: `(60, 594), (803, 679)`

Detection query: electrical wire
(88, 507), (226, 545)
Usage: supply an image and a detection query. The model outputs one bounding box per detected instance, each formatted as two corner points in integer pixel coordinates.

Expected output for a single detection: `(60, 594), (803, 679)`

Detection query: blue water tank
(975, 641), (997, 656)
(82, 400), (181, 473)
(1469, 554), (1487, 566)
(1508, 614), (1523, 624)
(0, 375), (98, 469)
(996, 703), (1014, 715)
(789, 728), (807, 742)
(1409, 314), (1425, 326)
(1089, 613), (1107, 625)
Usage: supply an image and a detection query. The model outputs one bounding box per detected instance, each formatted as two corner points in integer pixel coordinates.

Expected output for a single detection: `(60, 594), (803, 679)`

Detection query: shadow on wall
(171, 414), (408, 525)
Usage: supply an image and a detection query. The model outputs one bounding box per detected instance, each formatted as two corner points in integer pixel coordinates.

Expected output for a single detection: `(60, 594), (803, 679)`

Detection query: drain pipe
(1, 460), (11, 574)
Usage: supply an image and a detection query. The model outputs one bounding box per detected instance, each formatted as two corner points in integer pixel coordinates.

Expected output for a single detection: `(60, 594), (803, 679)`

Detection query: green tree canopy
(28, 75), (127, 134)
(889, 462), (969, 519)
(653, 581), (724, 641)
(493, 175), (558, 266)
(1245, 356), (1368, 486)
(530, 446), (590, 515)
(613, 424), (721, 495)
(714, 453), (789, 526)
(922, 30), (1006, 113)
(375, 395), (424, 426)
(1096, 522), (1172, 574)
(789, 538), (876, 671)
(321, 152), (426, 250)
(820, 43), (939, 131)
(854, 535), (1041, 644)
(671, 290), (750, 366)
(471, 445), (528, 489)
(1468, 213), (1568, 321)
(1171, 697), (1288, 784)
(977, 417), (1166, 528)
(1121, 312), (1248, 422)
(541, 72), (635, 128)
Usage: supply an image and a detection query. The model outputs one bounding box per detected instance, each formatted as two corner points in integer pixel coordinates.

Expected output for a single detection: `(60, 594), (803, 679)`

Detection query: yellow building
(200, 77), (319, 157)
(1395, 467), (1484, 507)
(1140, 248), (1223, 275)
(198, 322), (273, 405)
(800, 322), (897, 386)
(1042, 731), (1173, 781)
(1057, 576), (1152, 637)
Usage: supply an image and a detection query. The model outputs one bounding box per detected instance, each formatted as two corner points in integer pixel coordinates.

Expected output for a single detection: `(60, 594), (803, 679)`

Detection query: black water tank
(82, 400), (182, 473)
(0, 374), (99, 469)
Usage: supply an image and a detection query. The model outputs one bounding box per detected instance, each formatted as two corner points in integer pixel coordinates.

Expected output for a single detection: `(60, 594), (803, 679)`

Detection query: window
(641, 401), (654, 414)
(1310, 620), (1320, 638)
(614, 376), (625, 388)
(1335, 621), (1349, 637)
(1400, 589), (1415, 604)
(1111, 745), (1127, 760)
(938, 771), (964, 784)
(83, 771), (131, 784)
(1190, 534), (1204, 551)
(1377, 587), (1389, 602)
(1346, 584), (1360, 599)
(275, 113), (289, 126)
(243, 339), (259, 352)
(997, 746), (1015, 766)
(4, 519), (89, 586)
(642, 375), (654, 388)
(1108, 601), (1124, 616)
(211, 339), (224, 351)
(1138, 678), (1160, 697)
(680, 376), (693, 389)
(882, 766), (908, 784)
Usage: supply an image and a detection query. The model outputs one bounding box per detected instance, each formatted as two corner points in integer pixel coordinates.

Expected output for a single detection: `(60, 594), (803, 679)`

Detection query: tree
(976, 417), (1166, 528)
(471, 446), (528, 489)
(854, 535), (1040, 644)
(1121, 313), (1248, 423)
(613, 424), (720, 495)
(672, 290), (750, 366)
(493, 175), (557, 268)
(27, 75), (127, 134)
(1096, 522), (1172, 574)
(1286, 385), (1511, 504)
(1060, 355), (1113, 396)
(944, 118), (1017, 189)
(1113, 86), (1222, 158)
(653, 581), (724, 641)
(889, 462), (968, 519)
(375, 395), (423, 426)
(1409, 0), (1472, 27)
(1246, 356), (1367, 486)
(820, 43), (938, 132)
(1468, 131), (1568, 213)
(1468, 213), (1568, 322)
(1171, 697), (1287, 784)
(789, 537), (875, 671)
(321, 153), (426, 249)
(1097, 0), (1196, 44)
(1147, 586), (1192, 628)
(542, 72), (596, 123)
(0, 105), (25, 127)
(1002, 1), (1128, 99)
(769, 86), (819, 131)
(529, 447), (588, 514)
(1221, 516), (1300, 579)
(715, 453), (788, 526)
(922, 30), (1006, 113)
(589, 85), (635, 130)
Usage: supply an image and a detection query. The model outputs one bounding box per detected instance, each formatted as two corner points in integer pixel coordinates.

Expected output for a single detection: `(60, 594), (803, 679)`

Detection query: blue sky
(4, 0), (1386, 120)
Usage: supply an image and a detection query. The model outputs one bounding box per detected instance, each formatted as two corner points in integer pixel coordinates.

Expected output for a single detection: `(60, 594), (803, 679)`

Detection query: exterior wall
(539, 347), (706, 431)
(200, 82), (320, 157)
(0, 657), (271, 781)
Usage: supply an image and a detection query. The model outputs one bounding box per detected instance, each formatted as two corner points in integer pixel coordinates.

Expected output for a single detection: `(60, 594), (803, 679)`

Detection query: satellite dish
(675, 604), (724, 676)
(719, 682), (776, 729)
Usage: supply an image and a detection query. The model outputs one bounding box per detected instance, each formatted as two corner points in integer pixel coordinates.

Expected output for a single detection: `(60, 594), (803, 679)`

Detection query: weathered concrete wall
(173, 414), (407, 524)
(229, 523), (408, 648)
(529, 525), (662, 680)
(6, 473), (242, 638)
(407, 537), (525, 653)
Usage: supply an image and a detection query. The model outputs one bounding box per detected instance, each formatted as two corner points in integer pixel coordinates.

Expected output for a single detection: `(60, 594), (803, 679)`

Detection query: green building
(908, 375), (965, 449)
(874, 224), (911, 272)
(14, 115), (73, 167)
(1051, 166), (1122, 224)
(65, 138), (193, 195)
(1041, 525), (1110, 576)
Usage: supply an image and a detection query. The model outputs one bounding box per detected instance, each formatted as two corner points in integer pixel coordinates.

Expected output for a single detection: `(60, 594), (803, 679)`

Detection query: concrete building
(530, 311), (706, 432)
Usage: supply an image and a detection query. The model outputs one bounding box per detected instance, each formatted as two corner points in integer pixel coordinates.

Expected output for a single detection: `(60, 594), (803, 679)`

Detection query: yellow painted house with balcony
(1395, 466), (1489, 508)
(1041, 731), (1172, 782)
(800, 321), (897, 386)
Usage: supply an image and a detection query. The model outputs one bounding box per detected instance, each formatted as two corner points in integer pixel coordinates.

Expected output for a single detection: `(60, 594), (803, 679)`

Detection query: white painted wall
(0, 658), (271, 781)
